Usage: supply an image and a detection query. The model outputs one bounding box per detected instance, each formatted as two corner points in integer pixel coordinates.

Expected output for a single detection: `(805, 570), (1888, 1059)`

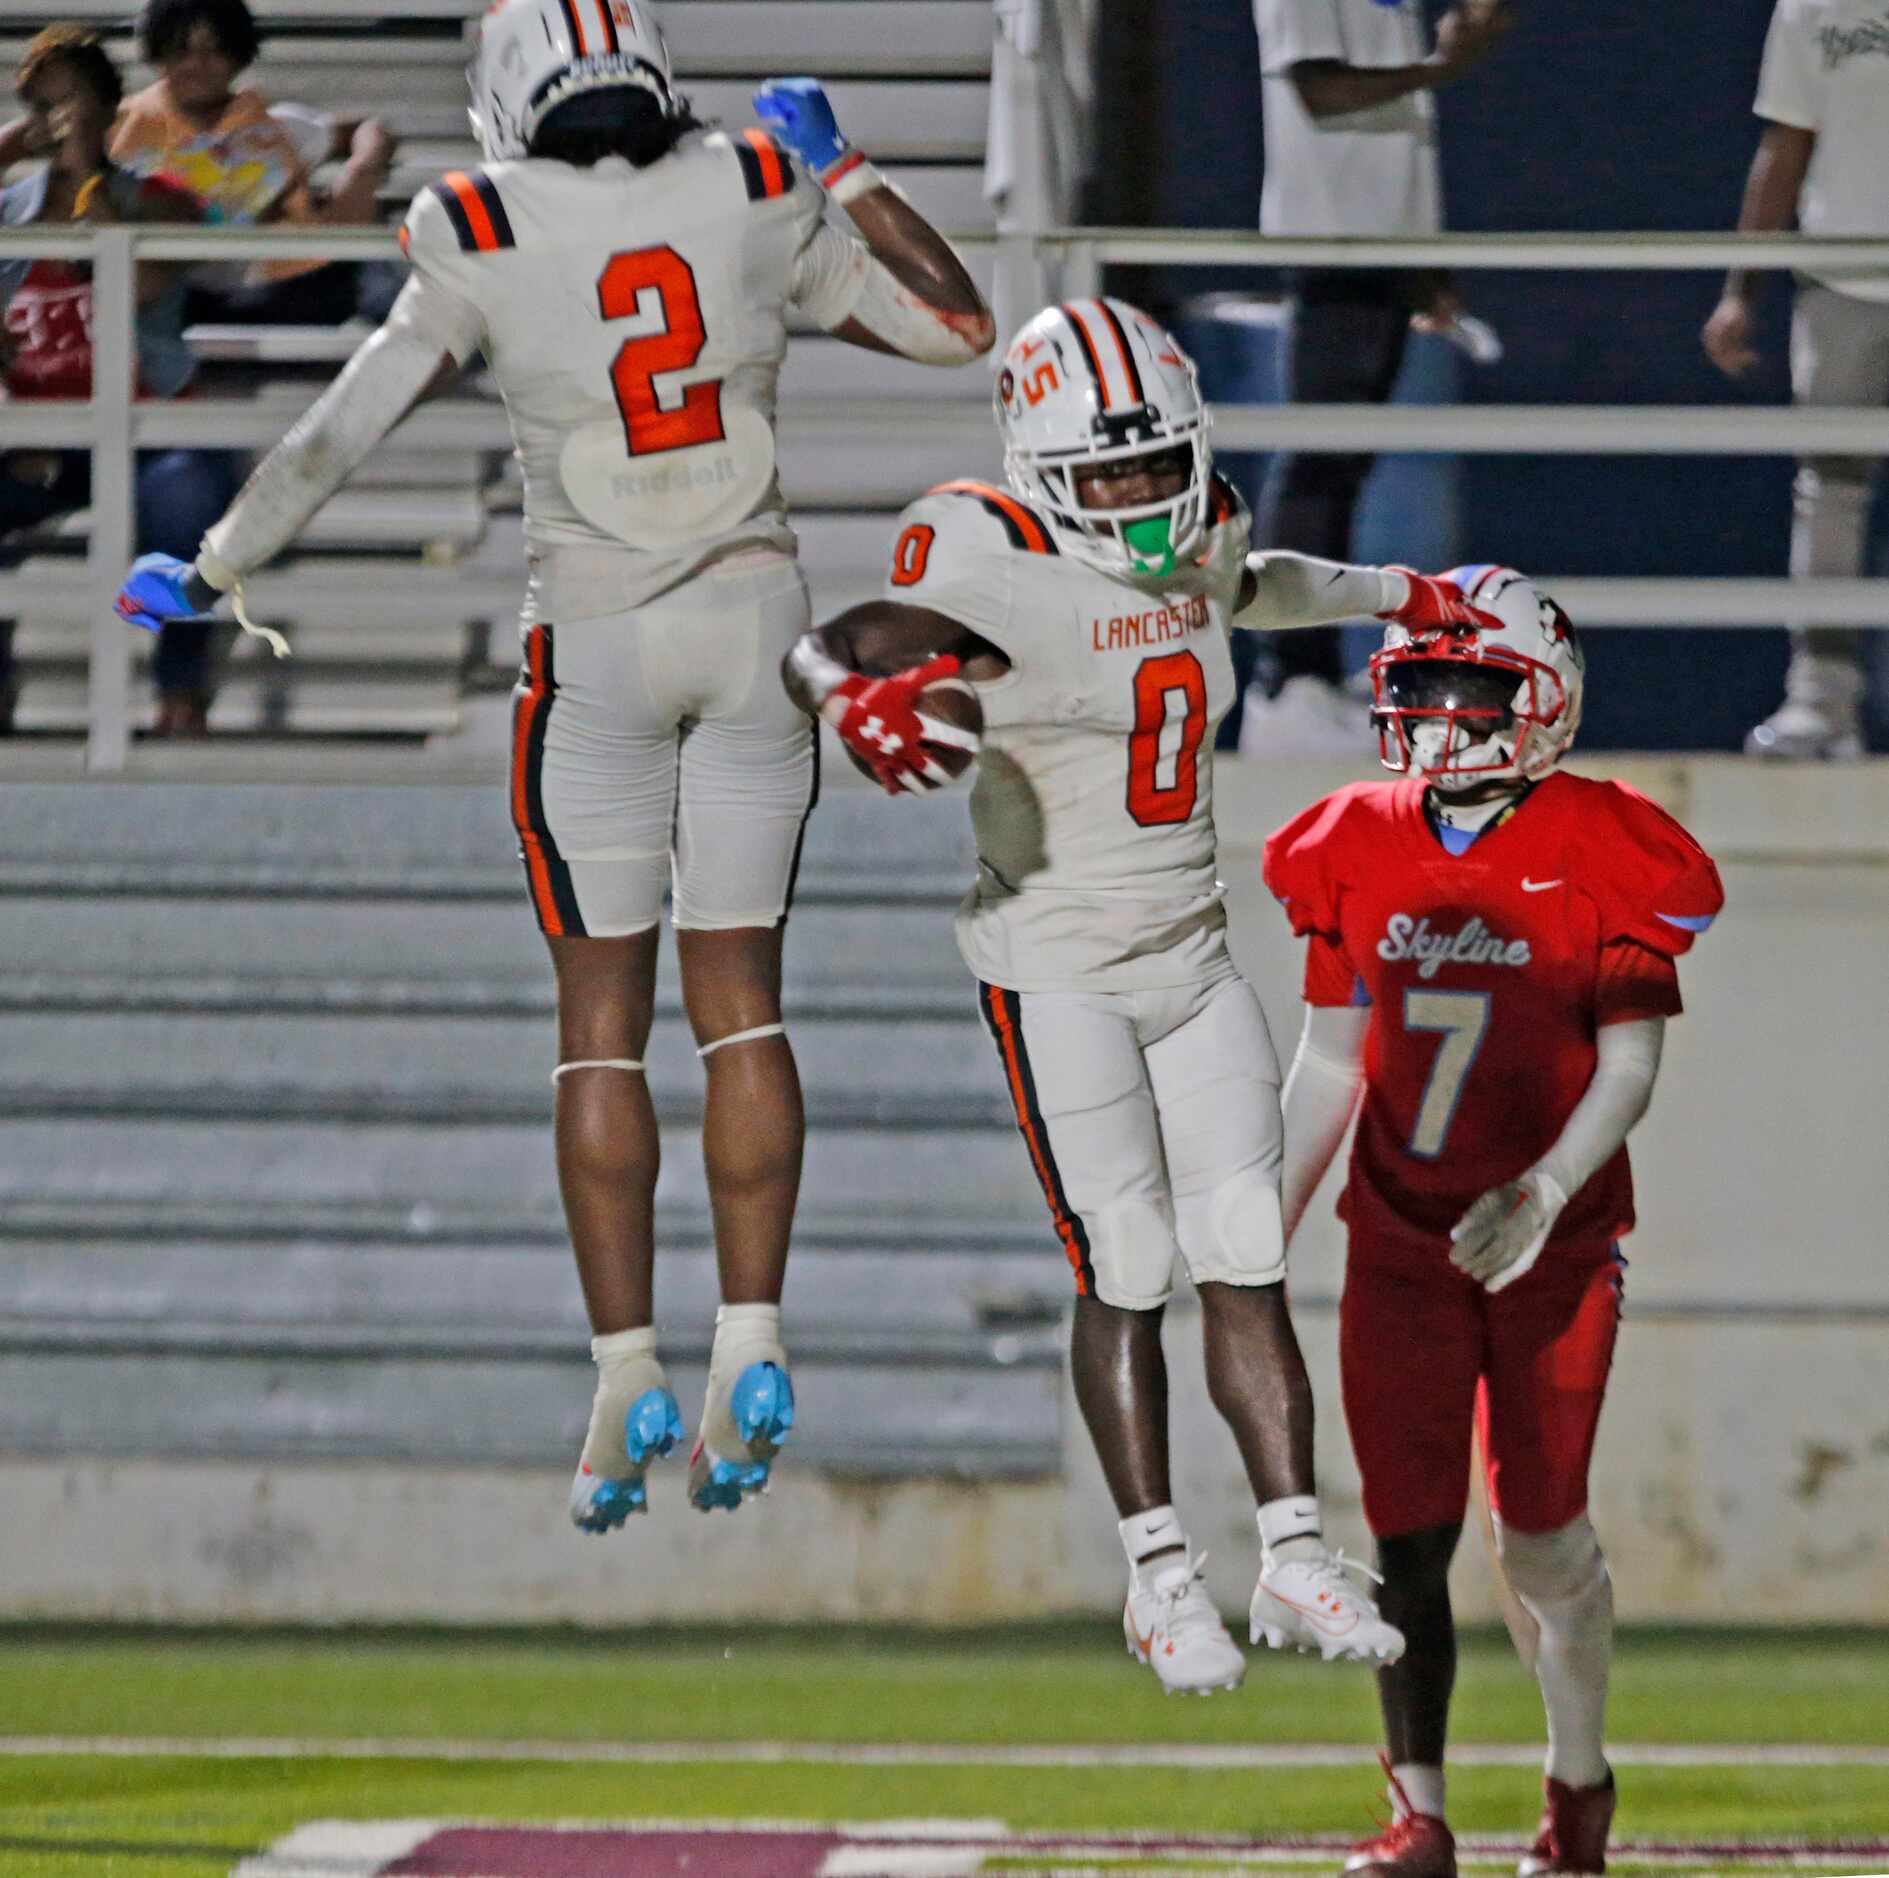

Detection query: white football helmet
(1370, 563), (1585, 788)
(469, 0), (679, 163)
(996, 298), (1212, 578)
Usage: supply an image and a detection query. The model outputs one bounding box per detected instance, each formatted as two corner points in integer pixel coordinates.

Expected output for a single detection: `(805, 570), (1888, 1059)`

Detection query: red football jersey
(1264, 772), (1723, 1273)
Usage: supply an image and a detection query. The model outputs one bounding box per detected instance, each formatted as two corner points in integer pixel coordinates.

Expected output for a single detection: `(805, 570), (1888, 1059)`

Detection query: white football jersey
(881, 476), (1253, 992)
(397, 129), (866, 621)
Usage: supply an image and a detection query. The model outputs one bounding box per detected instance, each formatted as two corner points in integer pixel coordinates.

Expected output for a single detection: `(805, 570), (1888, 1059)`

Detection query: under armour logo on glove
(860, 715), (904, 755)
(826, 654), (973, 796)
(1382, 566), (1505, 636)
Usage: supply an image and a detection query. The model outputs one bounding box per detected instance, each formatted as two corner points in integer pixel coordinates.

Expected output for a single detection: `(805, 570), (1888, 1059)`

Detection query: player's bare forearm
(838, 187), (994, 355)
(783, 600), (999, 717)
(1721, 122), (1814, 300)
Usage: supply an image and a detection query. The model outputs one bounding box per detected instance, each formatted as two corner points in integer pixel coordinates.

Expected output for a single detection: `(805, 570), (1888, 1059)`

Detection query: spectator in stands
(0, 24), (240, 736)
(1703, 0), (1889, 761)
(1242, 0), (1510, 755)
(111, 0), (399, 325)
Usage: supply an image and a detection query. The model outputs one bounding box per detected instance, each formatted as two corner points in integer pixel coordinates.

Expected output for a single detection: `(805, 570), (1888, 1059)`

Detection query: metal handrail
(3, 222), (1887, 769)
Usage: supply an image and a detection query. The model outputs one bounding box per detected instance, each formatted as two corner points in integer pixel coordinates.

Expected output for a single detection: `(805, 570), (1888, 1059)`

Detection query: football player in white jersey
(785, 298), (1501, 1692)
(116, 0), (993, 1530)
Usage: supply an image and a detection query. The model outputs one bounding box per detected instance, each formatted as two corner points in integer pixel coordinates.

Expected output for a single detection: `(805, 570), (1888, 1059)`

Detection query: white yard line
(5, 1735), (1889, 1769)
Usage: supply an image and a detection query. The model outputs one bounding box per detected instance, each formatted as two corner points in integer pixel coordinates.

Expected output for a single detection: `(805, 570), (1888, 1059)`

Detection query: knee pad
(1174, 1164), (1286, 1290)
(1088, 1197), (1181, 1311)
(1495, 1512), (1609, 1606)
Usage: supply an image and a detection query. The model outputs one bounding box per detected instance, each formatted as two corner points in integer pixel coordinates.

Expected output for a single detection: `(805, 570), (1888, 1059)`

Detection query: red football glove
(1380, 566), (1505, 634)
(826, 653), (973, 795)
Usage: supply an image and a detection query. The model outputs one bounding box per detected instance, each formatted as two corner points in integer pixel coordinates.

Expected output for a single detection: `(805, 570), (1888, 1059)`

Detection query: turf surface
(2, 1627), (1886, 1877)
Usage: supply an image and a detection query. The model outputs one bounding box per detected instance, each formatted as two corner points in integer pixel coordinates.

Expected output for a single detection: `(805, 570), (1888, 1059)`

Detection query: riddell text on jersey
(1090, 595), (1211, 651)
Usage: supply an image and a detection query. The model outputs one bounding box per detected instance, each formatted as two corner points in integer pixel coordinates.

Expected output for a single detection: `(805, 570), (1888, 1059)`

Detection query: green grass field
(3, 1626), (1887, 1877)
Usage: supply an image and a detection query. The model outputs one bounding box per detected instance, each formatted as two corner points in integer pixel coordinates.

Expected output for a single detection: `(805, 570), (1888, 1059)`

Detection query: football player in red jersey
(1264, 565), (1723, 1878)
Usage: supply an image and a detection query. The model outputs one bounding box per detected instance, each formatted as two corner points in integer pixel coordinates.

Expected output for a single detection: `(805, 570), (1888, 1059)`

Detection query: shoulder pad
(402, 169), (515, 258)
(1207, 473), (1248, 529)
(920, 480), (1062, 557)
(1262, 782), (1383, 938)
(1576, 779), (1725, 956)
(725, 126), (802, 205)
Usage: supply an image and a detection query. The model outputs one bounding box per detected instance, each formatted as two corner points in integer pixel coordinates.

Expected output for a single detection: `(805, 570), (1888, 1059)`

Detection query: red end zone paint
(386, 1824), (847, 1875)
(241, 1819), (1889, 1878)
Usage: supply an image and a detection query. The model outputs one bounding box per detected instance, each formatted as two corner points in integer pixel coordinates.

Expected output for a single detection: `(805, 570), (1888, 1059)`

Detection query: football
(844, 672), (984, 786)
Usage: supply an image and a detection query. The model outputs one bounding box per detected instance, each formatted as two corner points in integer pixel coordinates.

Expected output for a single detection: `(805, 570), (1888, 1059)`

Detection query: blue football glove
(116, 553), (209, 634)
(752, 77), (854, 183)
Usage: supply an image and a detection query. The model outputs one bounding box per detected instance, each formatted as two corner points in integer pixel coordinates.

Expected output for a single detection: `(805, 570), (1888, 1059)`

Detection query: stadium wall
(1, 759), (1884, 1626)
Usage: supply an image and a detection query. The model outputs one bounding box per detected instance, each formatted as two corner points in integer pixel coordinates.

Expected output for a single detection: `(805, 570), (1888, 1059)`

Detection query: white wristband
(828, 153), (883, 205)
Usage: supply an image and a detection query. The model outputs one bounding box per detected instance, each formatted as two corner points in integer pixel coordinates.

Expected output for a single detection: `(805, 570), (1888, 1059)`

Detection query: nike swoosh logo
(1521, 878), (1562, 892)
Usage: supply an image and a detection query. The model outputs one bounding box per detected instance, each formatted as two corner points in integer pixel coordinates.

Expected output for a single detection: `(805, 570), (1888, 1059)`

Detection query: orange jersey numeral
(890, 522), (936, 587)
(597, 245), (725, 457)
(1126, 650), (1207, 826)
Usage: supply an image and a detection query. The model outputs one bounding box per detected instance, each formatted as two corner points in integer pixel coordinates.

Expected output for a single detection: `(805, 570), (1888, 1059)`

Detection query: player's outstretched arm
(757, 77), (994, 364)
(115, 276), (472, 641)
(783, 598), (1000, 796)
(1279, 1005), (1368, 1247)
(1451, 1016), (1666, 1292)
(1235, 554), (1504, 635)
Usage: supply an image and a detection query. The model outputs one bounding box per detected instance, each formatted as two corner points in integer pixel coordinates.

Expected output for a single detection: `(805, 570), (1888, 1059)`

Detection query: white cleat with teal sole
(689, 1360), (796, 1512)
(570, 1379), (685, 1533)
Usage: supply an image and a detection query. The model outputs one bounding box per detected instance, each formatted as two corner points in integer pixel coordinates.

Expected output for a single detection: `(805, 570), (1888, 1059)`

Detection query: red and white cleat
(1518, 1768), (1616, 1876)
(1344, 1763), (1457, 1878)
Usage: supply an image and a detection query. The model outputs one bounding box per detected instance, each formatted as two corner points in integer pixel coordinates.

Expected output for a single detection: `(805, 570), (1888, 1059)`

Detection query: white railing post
(85, 226), (136, 772)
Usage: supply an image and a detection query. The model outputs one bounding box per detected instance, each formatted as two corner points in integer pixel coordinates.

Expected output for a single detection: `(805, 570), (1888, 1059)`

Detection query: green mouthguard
(1123, 515), (1176, 577)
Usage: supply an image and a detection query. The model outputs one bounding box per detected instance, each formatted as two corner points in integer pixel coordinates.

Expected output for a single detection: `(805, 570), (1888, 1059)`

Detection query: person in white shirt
(1243, 0), (1509, 757)
(1703, 0), (1889, 761)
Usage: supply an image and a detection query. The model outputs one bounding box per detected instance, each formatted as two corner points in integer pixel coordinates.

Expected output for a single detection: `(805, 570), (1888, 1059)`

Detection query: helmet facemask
(1010, 421), (1211, 579)
(1370, 639), (1570, 791)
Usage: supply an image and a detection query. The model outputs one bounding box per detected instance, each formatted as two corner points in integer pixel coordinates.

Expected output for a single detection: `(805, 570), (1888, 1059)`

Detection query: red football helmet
(1369, 564), (1583, 786)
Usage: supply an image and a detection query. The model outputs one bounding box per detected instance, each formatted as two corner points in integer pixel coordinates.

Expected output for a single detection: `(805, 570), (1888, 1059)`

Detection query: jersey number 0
(1127, 651), (1207, 825)
(597, 245), (726, 456)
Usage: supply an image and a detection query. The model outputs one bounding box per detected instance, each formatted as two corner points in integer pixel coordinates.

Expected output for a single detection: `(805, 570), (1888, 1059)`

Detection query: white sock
(709, 1302), (784, 1371)
(1119, 1504), (1187, 1579)
(1498, 1516), (1614, 1789)
(1392, 1761), (1446, 1822)
(579, 1325), (665, 1476)
(591, 1324), (658, 1366)
(1257, 1494), (1326, 1565)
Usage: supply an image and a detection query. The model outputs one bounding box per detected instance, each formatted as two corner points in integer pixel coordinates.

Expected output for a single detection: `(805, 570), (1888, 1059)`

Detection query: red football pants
(1339, 1249), (1623, 1539)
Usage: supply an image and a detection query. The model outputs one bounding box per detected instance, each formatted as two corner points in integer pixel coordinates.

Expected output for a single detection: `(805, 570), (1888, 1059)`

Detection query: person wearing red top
(0, 23), (238, 734)
(1264, 564), (1723, 1878)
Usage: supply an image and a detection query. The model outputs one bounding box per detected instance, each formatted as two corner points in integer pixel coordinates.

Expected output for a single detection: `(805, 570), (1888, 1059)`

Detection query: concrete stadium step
(0, 898), (969, 1002)
(0, 780), (979, 892)
(0, 1235), (1064, 1347)
(0, 1347), (1059, 1475)
(0, 1117), (1045, 1217)
(0, 1008), (1005, 1110)
(6, 673), (462, 740)
(0, 1239), (1065, 1337)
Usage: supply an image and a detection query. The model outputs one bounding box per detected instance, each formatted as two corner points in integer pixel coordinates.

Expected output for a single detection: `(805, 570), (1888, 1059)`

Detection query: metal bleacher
(0, 3), (1065, 1485)
(0, 776), (1065, 1478)
(0, 0), (1001, 736)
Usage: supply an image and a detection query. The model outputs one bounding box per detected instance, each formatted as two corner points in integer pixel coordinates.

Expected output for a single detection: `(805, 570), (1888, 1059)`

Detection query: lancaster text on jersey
(1090, 595), (1211, 651)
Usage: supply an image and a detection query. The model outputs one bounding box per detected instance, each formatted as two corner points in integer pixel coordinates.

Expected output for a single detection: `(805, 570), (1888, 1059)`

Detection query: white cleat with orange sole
(1123, 1548), (1246, 1695)
(1251, 1548), (1406, 1663)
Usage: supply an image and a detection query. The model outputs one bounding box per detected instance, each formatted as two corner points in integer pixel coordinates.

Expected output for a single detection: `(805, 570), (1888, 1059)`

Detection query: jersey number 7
(597, 245), (726, 456)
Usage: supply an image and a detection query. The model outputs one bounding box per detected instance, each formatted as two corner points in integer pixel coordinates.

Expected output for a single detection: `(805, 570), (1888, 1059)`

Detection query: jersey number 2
(597, 245), (725, 456)
(1127, 651), (1207, 826)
